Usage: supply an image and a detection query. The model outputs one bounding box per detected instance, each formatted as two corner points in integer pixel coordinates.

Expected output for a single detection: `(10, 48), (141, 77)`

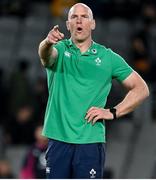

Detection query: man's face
(66, 4), (95, 42)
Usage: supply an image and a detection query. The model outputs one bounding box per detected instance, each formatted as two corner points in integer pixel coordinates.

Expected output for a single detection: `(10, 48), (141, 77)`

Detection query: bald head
(66, 3), (96, 43)
(68, 3), (93, 20)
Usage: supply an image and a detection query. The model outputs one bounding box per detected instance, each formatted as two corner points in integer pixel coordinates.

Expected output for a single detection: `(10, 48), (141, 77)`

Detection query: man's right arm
(38, 25), (64, 67)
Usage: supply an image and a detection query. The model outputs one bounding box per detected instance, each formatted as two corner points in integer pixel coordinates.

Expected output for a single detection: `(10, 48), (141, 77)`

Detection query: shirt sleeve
(53, 40), (65, 53)
(110, 49), (133, 82)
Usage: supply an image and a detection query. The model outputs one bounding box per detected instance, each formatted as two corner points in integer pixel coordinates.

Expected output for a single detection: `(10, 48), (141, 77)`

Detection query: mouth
(76, 27), (83, 32)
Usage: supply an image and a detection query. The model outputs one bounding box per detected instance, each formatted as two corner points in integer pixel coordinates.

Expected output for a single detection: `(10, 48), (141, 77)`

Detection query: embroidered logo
(64, 51), (71, 58)
(95, 57), (102, 66)
(39, 152), (46, 168)
(90, 168), (96, 178)
(91, 49), (97, 54)
(46, 167), (50, 174)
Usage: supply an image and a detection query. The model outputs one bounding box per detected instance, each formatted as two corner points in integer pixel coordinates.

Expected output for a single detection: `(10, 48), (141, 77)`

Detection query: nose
(76, 16), (82, 24)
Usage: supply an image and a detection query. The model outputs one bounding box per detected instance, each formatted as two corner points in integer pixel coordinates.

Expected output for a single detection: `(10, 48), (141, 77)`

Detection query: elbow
(38, 43), (42, 58)
(145, 85), (150, 98)
(40, 58), (48, 67)
(142, 82), (150, 100)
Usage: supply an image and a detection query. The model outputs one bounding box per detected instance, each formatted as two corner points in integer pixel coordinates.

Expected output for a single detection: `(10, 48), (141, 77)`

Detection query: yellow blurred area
(134, 59), (151, 72)
(50, 0), (79, 17)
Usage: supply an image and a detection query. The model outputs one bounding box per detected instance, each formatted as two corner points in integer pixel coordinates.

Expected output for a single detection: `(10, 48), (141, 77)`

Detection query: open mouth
(77, 27), (83, 32)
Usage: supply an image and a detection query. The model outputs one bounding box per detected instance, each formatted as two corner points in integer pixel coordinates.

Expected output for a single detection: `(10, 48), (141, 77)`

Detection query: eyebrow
(70, 13), (89, 17)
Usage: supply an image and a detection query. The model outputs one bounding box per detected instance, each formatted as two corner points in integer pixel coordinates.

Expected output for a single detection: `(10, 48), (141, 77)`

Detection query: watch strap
(109, 108), (117, 120)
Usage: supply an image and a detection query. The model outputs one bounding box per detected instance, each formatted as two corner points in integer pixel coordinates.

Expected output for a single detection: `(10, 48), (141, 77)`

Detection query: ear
(91, 19), (96, 30)
(66, 21), (70, 31)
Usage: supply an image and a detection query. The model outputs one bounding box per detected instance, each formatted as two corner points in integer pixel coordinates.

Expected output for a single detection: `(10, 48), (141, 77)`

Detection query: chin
(75, 36), (86, 42)
(76, 39), (85, 42)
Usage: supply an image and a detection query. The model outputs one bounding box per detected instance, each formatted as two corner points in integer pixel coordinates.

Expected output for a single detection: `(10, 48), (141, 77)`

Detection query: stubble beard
(73, 32), (91, 43)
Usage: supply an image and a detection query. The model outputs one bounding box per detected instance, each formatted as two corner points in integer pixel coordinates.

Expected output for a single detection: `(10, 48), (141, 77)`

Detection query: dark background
(0, 0), (156, 178)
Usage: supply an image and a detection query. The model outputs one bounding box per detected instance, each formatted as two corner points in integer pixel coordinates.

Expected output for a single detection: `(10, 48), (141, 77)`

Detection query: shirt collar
(67, 38), (98, 55)
(68, 38), (73, 47)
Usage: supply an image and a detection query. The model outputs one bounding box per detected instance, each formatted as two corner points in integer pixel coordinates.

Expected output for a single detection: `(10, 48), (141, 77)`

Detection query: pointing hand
(46, 25), (64, 45)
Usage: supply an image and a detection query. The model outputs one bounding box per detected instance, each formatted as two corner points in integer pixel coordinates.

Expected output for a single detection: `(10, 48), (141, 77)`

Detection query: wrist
(45, 38), (53, 46)
(109, 108), (117, 120)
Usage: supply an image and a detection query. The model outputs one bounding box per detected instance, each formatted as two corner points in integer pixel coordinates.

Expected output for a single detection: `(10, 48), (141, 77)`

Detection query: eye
(82, 15), (89, 18)
(70, 15), (77, 19)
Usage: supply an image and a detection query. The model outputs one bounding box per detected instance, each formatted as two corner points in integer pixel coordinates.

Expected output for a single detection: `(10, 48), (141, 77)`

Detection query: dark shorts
(45, 139), (105, 179)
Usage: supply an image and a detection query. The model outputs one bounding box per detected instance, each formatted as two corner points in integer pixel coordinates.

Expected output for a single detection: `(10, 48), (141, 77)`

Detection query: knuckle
(51, 30), (56, 36)
(49, 29), (54, 34)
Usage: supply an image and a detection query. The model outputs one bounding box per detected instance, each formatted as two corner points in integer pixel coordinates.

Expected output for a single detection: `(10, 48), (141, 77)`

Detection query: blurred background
(0, 0), (156, 178)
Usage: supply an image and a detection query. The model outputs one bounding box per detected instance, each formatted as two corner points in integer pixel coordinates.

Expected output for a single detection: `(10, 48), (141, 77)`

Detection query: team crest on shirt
(90, 168), (96, 178)
(64, 51), (71, 58)
(95, 57), (102, 66)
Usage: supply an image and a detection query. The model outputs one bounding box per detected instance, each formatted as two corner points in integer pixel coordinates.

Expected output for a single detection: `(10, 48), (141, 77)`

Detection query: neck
(72, 37), (92, 53)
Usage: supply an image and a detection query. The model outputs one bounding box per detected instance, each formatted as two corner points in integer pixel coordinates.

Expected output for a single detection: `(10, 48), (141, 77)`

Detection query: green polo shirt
(42, 39), (133, 144)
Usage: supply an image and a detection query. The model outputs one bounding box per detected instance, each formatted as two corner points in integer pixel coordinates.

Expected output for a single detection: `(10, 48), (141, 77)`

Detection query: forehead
(68, 4), (92, 18)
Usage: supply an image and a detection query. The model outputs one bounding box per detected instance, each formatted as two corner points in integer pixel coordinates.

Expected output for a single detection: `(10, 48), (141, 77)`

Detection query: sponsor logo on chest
(64, 51), (71, 58)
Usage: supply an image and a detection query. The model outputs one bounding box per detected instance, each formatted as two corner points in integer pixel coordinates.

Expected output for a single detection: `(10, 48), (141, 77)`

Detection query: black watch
(109, 108), (117, 120)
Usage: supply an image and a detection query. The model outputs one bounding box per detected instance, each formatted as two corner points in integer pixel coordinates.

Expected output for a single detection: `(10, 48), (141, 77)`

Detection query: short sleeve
(53, 41), (65, 53)
(110, 49), (133, 82)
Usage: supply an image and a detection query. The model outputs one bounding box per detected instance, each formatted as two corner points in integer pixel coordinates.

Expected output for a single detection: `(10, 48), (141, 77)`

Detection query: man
(38, 3), (149, 179)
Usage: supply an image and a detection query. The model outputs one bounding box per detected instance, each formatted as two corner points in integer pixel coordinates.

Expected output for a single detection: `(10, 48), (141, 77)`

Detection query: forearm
(115, 82), (149, 118)
(85, 71), (149, 124)
(38, 39), (55, 67)
(85, 82), (149, 124)
(38, 25), (64, 67)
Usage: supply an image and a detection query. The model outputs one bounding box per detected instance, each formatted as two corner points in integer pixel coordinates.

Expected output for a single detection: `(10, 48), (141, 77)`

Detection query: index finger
(53, 25), (59, 32)
(87, 107), (97, 114)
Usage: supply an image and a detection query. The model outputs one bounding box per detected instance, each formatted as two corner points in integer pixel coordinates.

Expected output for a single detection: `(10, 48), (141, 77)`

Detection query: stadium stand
(0, 0), (156, 178)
